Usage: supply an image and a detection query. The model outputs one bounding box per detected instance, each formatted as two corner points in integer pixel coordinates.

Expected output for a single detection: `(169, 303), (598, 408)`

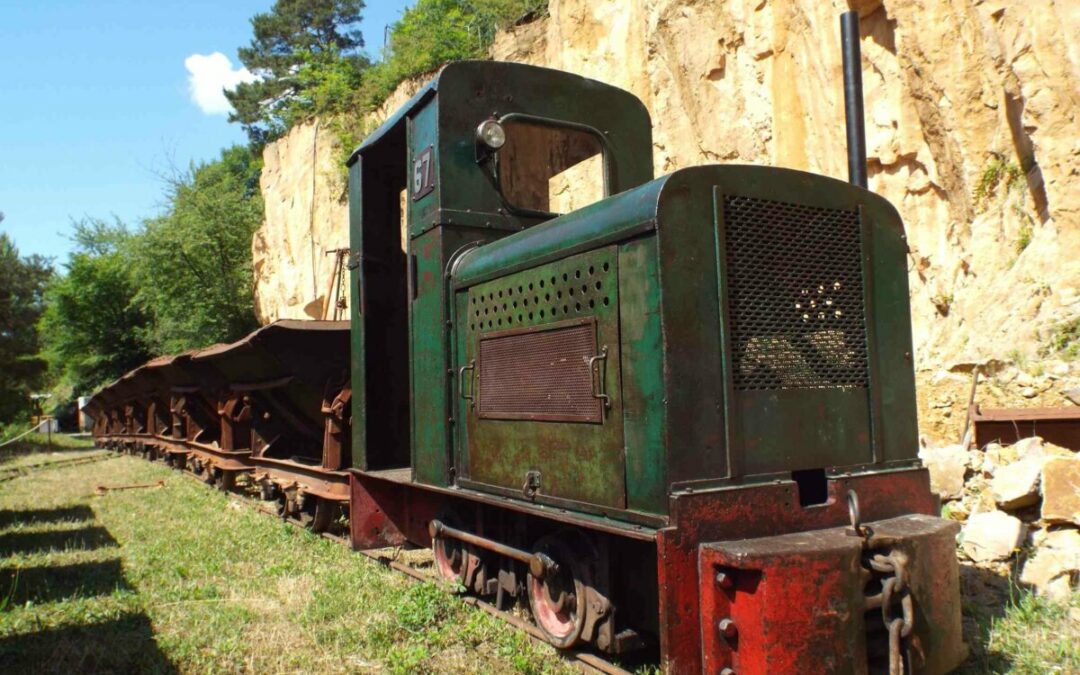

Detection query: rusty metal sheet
(477, 318), (601, 423)
(972, 404), (1080, 451)
(655, 468), (939, 673)
(699, 514), (965, 674)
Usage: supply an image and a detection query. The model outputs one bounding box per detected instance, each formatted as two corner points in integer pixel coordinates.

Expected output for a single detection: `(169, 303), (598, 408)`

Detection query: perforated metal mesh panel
(723, 195), (868, 391)
(467, 260), (614, 333)
(478, 319), (601, 422)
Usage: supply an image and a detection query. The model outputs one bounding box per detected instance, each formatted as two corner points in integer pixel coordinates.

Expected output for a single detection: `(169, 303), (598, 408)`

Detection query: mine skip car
(86, 58), (970, 673)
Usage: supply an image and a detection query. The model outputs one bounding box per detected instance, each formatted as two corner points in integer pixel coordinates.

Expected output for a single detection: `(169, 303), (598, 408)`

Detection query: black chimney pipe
(840, 11), (867, 189)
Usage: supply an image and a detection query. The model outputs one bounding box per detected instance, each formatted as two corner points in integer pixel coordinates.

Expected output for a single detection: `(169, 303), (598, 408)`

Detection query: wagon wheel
(308, 498), (334, 534)
(527, 534), (588, 649)
(217, 470), (236, 491)
(259, 481), (278, 502)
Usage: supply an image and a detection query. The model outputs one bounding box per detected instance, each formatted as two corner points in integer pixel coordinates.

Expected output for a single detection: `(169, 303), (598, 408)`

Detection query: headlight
(476, 119), (506, 150)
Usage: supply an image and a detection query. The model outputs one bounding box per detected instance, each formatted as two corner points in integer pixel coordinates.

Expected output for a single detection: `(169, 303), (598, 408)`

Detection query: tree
(38, 219), (150, 396)
(227, 0), (369, 144)
(129, 146), (262, 354)
(0, 233), (53, 423)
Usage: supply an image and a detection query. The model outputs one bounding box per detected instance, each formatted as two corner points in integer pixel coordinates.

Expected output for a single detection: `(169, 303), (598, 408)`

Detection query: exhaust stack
(840, 11), (868, 189)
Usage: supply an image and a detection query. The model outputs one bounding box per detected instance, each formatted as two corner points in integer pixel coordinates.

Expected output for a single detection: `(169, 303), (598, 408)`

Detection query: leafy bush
(38, 219), (152, 395)
(130, 146), (263, 354)
(0, 232), (52, 423)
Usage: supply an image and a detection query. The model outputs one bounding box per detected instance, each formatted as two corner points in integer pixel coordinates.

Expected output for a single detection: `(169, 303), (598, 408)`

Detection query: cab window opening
(489, 116), (609, 216)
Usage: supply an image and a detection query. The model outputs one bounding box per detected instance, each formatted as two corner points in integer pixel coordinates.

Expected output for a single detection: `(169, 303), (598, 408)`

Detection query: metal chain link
(870, 552), (914, 675)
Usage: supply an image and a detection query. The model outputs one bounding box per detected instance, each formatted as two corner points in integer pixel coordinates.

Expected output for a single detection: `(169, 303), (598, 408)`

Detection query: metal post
(841, 11), (868, 189)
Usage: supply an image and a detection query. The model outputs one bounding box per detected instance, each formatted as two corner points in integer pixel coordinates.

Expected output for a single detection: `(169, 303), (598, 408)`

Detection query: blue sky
(0, 0), (411, 260)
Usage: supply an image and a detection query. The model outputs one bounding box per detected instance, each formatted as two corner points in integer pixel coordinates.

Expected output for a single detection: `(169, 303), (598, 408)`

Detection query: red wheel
(528, 534), (587, 649)
(434, 534), (469, 585)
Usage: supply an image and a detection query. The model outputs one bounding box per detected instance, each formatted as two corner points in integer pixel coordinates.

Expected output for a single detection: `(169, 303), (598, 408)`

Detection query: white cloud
(184, 52), (257, 115)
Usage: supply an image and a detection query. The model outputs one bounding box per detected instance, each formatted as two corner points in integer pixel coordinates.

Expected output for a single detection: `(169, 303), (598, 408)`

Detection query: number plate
(412, 146), (435, 201)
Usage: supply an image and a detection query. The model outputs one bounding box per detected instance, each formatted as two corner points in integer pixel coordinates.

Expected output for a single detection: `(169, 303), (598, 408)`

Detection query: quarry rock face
(253, 120), (349, 323)
(252, 0), (1080, 438)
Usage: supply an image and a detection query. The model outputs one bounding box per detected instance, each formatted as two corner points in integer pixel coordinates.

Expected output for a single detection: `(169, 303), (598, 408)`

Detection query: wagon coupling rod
(428, 519), (557, 579)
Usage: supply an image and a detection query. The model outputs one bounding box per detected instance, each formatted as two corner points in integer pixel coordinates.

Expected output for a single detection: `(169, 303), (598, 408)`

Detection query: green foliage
(0, 233), (53, 423)
(1046, 317), (1080, 360)
(37, 148), (262, 396)
(226, 0), (369, 145)
(973, 156), (1023, 208)
(325, 0), (547, 174)
(357, 0), (546, 110)
(38, 219), (151, 396)
(130, 146), (263, 354)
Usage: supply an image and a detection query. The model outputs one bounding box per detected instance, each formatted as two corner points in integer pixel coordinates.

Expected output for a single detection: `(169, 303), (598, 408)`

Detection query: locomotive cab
(345, 61), (653, 484)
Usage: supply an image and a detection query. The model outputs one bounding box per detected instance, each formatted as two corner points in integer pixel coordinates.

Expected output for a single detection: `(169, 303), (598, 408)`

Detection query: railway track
(0, 451), (113, 483)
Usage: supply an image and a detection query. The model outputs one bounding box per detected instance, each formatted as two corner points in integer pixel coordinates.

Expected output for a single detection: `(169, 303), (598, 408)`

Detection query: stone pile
(921, 436), (1080, 600)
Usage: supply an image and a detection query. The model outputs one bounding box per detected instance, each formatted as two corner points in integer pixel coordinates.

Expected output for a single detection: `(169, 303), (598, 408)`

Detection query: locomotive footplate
(698, 513), (967, 675)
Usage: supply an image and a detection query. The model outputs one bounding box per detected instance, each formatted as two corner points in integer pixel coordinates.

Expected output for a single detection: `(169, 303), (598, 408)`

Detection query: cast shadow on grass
(956, 562), (1018, 673)
(0, 612), (178, 674)
(0, 506), (96, 530)
(1, 558), (131, 608)
(0, 526), (118, 557)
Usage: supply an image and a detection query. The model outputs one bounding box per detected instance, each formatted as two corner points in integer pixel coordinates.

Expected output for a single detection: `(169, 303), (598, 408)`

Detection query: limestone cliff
(252, 0), (1080, 439)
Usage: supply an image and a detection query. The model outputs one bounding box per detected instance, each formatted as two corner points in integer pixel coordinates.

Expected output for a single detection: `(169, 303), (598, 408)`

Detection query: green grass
(0, 438), (573, 674)
(960, 587), (1080, 674)
(3, 437), (1078, 673)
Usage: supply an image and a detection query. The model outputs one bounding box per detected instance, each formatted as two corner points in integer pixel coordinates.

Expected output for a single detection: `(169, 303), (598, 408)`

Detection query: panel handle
(587, 346), (611, 411)
(458, 360), (476, 408)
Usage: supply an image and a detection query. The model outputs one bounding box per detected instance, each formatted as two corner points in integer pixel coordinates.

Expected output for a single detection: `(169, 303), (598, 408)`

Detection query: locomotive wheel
(433, 524), (470, 587)
(527, 534), (588, 649)
(205, 466), (219, 486)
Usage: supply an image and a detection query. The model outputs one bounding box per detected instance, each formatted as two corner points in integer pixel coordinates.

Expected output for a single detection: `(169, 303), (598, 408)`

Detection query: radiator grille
(723, 195), (868, 391)
(478, 319), (601, 422)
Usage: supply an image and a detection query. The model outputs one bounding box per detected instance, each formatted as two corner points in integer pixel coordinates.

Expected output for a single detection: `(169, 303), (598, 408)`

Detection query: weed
(1046, 317), (1080, 360)
(974, 156), (1023, 208)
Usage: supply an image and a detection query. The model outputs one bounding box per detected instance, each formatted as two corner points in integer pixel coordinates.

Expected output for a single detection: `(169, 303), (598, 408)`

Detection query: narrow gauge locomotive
(88, 18), (968, 674)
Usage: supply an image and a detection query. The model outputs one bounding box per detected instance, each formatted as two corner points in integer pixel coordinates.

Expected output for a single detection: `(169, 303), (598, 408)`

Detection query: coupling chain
(869, 552), (914, 675)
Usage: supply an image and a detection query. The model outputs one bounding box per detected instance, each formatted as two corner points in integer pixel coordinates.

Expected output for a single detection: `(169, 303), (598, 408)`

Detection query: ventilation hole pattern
(467, 257), (613, 333)
(723, 195), (869, 391)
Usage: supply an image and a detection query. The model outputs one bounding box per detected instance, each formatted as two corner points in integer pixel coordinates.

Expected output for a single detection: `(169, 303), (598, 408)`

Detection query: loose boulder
(962, 511), (1025, 562)
(990, 458), (1044, 510)
(1041, 457), (1080, 525)
(1020, 528), (1080, 600)
(920, 444), (968, 500)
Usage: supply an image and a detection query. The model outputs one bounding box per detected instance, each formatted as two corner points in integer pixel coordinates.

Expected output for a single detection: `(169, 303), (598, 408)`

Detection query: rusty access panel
(461, 246), (625, 509)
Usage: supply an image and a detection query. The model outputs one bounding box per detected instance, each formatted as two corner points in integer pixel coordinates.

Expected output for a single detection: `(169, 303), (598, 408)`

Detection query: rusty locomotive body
(88, 17), (967, 674)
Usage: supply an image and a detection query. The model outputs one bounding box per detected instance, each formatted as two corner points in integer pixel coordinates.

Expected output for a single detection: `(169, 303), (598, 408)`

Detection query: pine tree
(226, 0), (368, 145)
